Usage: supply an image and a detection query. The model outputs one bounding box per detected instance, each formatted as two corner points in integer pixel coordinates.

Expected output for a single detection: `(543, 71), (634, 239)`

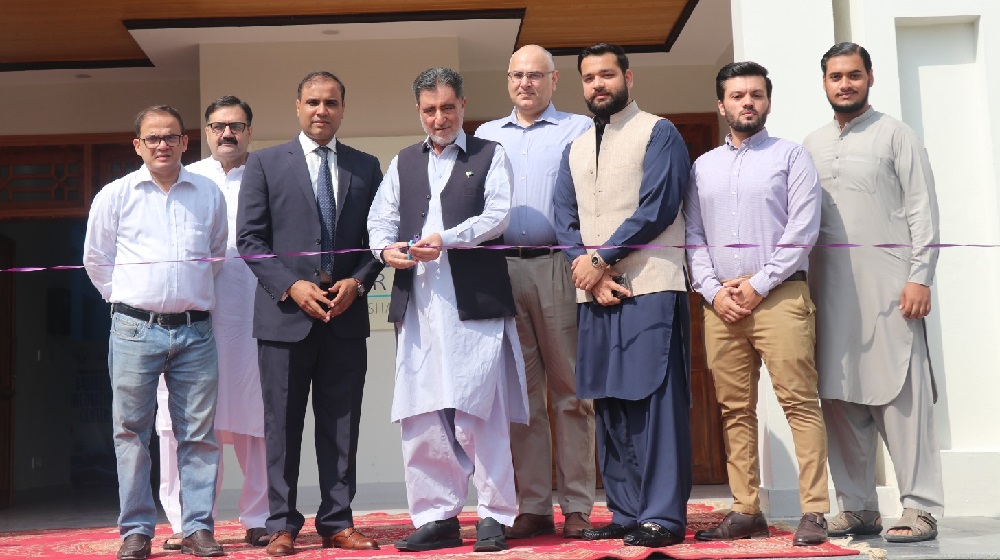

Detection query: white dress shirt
(298, 132), (339, 203)
(83, 165), (228, 313)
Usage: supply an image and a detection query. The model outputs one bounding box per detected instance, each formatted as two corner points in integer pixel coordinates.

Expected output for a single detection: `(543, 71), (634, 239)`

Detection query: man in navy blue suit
(237, 71), (383, 557)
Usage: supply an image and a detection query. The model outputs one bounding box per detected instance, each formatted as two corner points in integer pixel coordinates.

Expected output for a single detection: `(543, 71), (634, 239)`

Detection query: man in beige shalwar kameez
(803, 42), (944, 544)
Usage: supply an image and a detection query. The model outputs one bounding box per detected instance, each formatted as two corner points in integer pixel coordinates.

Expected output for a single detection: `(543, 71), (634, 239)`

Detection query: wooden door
(669, 113), (728, 484)
(0, 235), (14, 508)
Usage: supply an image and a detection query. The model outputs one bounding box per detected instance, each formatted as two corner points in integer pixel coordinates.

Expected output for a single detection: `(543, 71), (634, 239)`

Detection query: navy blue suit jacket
(237, 138), (383, 343)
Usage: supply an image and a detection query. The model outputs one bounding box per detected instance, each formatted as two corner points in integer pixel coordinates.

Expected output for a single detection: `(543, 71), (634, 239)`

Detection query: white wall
(730, 0), (839, 518)
(0, 81), (199, 136)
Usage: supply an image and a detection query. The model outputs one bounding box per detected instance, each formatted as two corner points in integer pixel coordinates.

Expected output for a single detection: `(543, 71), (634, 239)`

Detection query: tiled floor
(2, 486), (999, 559)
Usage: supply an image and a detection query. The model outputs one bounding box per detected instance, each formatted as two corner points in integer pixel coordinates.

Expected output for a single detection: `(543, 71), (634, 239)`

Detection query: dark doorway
(0, 235), (14, 508)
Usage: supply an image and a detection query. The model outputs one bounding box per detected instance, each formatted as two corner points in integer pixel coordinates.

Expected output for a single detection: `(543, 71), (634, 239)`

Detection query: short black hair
(133, 105), (184, 137)
(204, 95), (253, 125)
(715, 61), (772, 101)
(821, 42), (873, 74)
(297, 71), (346, 101)
(577, 42), (629, 74)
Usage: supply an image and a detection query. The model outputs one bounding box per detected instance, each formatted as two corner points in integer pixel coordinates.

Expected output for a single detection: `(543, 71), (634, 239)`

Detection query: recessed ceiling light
(321, 29), (341, 35)
(74, 73), (92, 79)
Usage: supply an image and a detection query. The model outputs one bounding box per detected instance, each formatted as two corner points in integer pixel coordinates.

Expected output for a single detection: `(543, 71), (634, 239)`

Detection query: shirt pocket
(182, 221), (210, 260)
(840, 154), (882, 194)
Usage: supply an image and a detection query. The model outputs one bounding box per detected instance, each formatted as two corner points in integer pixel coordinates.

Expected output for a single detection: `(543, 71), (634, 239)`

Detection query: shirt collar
(726, 128), (771, 150)
(841, 106), (877, 133)
(422, 129), (468, 153)
(502, 103), (560, 128)
(135, 164), (189, 189)
(299, 131), (337, 155)
(607, 100), (640, 125)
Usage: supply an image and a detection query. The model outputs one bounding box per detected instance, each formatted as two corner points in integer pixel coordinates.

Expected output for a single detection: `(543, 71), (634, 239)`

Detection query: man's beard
(421, 120), (460, 147)
(586, 86), (630, 120)
(725, 108), (767, 135)
(427, 129), (458, 147)
(829, 88), (869, 115)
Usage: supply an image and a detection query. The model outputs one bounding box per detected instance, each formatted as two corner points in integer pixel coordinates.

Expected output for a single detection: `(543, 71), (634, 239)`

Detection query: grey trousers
(822, 332), (944, 516)
(506, 253), (596, 516)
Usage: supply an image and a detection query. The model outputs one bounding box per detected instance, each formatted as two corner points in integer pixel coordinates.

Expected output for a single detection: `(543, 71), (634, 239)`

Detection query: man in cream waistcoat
(553, 43), (692, 548)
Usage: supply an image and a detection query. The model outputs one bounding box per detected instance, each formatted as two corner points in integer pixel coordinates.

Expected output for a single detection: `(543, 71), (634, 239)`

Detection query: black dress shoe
(395, 517), (463, 552)
(180, 529), (224, 557)
(694, 511), (769, 541)
(473, 517), (508, 552)
(582, 522), (633, 540)
(624, 521), (685, 547)
(118, 534), (151, 560)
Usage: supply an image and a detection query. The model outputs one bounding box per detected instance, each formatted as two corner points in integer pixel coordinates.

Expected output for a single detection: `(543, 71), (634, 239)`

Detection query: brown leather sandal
(828, 510), (883, 537)
(885, 508), (937, 543)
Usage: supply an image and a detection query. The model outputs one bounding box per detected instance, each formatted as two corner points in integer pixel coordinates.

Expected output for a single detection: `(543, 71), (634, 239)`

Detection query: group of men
(82, 38), (943, 560)
(686, 43), (942, 547)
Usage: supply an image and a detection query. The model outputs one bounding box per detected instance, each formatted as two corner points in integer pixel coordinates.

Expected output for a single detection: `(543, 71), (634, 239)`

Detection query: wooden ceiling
(0, 0), (698, 71)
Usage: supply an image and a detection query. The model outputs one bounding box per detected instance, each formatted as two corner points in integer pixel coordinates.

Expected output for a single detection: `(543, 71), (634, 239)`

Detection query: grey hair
(412, 67), (464, 102)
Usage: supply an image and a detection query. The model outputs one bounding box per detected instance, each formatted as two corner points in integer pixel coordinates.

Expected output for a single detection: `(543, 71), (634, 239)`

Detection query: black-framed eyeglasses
(207, 122), (248, 134)
(507, 71), (553, 83)
(139, 134), (183, 148)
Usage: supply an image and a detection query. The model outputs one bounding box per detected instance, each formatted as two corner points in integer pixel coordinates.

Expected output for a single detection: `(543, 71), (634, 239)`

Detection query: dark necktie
(316, 146), (336, 274)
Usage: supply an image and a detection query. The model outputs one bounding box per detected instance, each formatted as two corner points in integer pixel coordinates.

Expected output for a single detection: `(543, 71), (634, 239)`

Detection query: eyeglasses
(507, 71), (553, 83)
(207, 122), (248, 134)
(139, 134), (183, 148)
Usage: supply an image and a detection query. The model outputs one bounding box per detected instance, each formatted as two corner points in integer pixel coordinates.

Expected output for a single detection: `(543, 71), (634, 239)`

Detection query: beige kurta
(803, 108), (939, 406)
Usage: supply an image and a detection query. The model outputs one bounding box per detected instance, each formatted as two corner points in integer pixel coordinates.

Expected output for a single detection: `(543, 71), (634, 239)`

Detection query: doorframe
(0, 235), (14, 508)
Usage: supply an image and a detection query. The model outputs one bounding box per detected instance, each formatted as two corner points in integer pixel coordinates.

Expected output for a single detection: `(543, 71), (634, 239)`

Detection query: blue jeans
(109, 311), (220, 539)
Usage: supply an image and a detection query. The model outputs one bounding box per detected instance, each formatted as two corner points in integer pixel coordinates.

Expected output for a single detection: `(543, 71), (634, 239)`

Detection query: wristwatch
(352, 278), (365, 297)
(590, 252), (608, 270)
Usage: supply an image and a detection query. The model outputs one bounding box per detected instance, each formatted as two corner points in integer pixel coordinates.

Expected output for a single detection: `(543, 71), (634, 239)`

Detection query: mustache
(217, 137), (238, 146)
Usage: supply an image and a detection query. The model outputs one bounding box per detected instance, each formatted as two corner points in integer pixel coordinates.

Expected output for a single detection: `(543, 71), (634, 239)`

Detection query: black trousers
(257, 323), (367, 538)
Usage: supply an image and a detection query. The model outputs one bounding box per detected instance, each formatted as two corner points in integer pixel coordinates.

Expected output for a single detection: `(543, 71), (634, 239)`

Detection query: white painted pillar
(729, 0), (836, 519)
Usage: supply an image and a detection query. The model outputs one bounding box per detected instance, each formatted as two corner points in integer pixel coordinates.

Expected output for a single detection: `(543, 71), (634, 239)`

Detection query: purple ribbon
(1, 242), (994, 274)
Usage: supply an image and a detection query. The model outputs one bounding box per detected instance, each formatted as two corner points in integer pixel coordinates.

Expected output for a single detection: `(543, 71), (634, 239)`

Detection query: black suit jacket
(237, 137), (383, 343)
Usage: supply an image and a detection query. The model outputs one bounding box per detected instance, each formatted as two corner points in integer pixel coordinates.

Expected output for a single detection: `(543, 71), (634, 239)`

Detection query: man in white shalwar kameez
(156, 96), (269, 550)
(368, 67), (528, 554)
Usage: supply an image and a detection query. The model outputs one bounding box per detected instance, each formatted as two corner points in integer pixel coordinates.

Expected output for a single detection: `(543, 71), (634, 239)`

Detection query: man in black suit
(237, 71), (383, 557)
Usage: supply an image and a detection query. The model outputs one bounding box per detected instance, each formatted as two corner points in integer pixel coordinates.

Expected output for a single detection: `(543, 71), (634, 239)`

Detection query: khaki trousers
(506, 253), (596, 516)
(702, 280), (830, 514)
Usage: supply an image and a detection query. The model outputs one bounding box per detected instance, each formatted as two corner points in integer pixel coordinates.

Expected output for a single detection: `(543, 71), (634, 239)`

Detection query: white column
(729, 0), (836, 519)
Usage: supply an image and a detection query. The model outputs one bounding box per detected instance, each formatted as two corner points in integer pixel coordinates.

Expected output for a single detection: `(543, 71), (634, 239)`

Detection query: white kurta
(367, 133), (529, 425)
(187, 156), (264, 437)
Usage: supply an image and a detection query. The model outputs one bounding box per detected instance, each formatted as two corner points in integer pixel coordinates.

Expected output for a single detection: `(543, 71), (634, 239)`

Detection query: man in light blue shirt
(475, 44), (596, 540)
(685, 61), (830, 547)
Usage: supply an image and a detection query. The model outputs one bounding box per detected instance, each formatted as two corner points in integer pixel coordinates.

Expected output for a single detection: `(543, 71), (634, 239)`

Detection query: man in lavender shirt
(684, 61), (830, 547)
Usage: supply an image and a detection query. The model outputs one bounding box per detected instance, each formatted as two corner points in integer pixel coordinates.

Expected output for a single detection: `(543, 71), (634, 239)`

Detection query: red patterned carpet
(0, 504), (858, 559)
